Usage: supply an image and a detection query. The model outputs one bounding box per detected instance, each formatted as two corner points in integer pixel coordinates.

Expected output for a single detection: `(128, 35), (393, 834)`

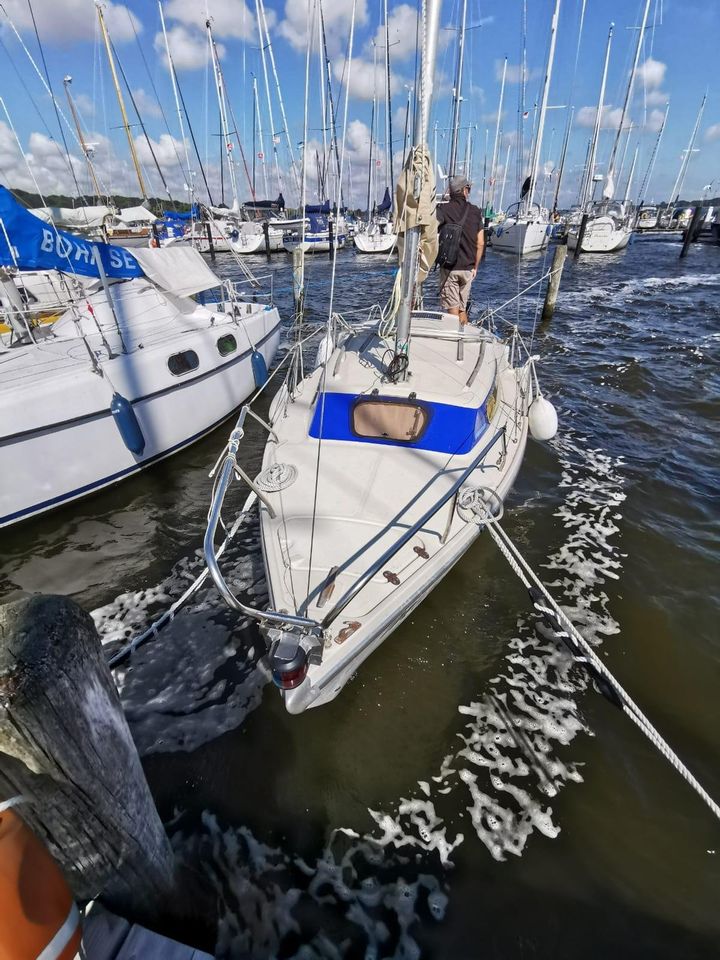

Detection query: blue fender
(251, 350), (268, 388)
(110, 392), (145, 455)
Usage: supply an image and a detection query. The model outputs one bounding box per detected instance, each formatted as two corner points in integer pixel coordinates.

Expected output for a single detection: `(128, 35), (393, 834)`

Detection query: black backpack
(436, 204), (470, 269)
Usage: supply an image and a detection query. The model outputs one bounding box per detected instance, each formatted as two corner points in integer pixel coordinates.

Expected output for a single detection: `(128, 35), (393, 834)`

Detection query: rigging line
(176, 70), (214, 206)
(127, 8), (185, 190)
(305, 0), (358, 603)
(25, 0), (86, 201)
(110, 37), (173, 206)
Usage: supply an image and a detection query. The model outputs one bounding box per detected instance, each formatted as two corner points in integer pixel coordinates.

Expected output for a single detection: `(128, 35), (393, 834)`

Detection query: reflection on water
(1, 242), (719, 957)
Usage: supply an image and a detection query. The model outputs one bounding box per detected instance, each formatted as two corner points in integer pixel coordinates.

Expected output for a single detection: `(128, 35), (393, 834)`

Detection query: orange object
(0, 806), (81, 960)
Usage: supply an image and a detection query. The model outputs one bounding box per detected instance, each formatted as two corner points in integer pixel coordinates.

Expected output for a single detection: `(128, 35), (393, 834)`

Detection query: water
(1, 239), (718, 958)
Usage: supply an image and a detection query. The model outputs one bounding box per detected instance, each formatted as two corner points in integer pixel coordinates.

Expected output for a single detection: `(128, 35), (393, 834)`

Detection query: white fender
(314, 329), (334, 368)
(529, 395), (558, 441)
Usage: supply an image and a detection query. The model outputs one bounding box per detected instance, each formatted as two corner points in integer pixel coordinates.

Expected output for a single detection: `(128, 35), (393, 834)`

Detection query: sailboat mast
(581, 21), (613, 210)
(623, 145), (639, 205)
(319, 3), (343, 208)
(63, 76), (102, 198)
(384, 0), (394, 199)
(551, 105), (573, 213)
(96, 1), (147, 199)
(489, 56), (507, 210)
(668, 93), (706, 205)
(448, 0), (467, 178)
(253, 71), (270, 199)
(604, 0), (651, 197)
(255, 0), (282, 198)
(366, 47), (377, 219)
(257, 0), (300, 200)
(393, 0), (442, 369)
(158, 1), (193, 203)
(637, 101), (669, 204)
(526, 0), (560, 210)
(207, 19), (239, 210)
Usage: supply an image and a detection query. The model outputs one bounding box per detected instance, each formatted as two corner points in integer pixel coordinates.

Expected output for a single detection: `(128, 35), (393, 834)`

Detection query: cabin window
(167, 350), (199, 376)
(351, 398), (429, 443)
(217, 334), (237, 357)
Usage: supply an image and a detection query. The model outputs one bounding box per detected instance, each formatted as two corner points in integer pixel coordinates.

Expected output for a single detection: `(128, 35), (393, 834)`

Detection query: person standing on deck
(436, 176), (484, 324)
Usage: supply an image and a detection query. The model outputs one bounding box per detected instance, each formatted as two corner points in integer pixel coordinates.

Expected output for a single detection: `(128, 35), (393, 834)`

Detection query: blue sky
(0, 0), (717, 209)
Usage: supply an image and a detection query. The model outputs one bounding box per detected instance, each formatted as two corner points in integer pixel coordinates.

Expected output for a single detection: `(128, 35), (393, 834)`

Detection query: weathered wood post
(542, 242), (567, 322)
(574, 213), (589, 260)
(0, 596), (176, 921)
(680, 205), (704, 259)
(262, 219), (271, 259)
(204, 220), (216, 259)
(328, 219), (335, 260)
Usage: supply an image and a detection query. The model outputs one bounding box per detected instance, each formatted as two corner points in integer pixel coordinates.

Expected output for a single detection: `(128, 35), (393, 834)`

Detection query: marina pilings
(204, 220), (216, 259)
(263, 220), (271, 259)
(574, 213), (589, 259)
(680, 205), (704, 259)
(541, 242), (567, 322)
(0, 595), (176, 921)
(328, 220), (335, 260)
(292, 247), (304, 317)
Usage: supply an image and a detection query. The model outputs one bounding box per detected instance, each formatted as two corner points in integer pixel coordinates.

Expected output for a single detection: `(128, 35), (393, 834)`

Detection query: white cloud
(0, 0), (141, 43)
(131, 88), (162, 120)
(645, 89), (669, 107)
(336, 56), (402, 101)
(164, 0), (259, 40)
(278, 0), (368, 57)
(576, 104), (625, 130)
(371, 3), (418, 62)
(705, 123), (720, 142)
(73, 93), (95, 118)
(154, 25), (223, 72)
(495, 60), (538, 84)
(646, 108), (666, 133)
(134, 133), (185, 170)
(634, 57), (666, 90)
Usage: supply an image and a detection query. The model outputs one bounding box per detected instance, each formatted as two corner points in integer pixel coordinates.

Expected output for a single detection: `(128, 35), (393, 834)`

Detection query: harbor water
(1, 239), (718, 958)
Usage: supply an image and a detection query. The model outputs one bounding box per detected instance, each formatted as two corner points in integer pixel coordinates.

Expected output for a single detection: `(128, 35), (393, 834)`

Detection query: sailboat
(355, 1), (398, 255)
(0, 187), (281, 527)
(568, 2), (653, 254)
(204, 0), (558, 713)
(491, 0), (560, 255)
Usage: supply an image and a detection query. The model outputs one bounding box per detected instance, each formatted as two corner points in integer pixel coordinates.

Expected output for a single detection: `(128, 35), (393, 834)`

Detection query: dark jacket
(437, 196), (483, 270)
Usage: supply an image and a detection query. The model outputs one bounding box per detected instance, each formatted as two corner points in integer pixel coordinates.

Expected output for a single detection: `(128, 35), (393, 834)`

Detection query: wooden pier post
(542, 242), (567, 322)
(680, 205), (704, 259)
(262, 219), (271, 259)
(328, 219), (335, 260)
(292, 246), (304, 317)
(204, 220), (216, 260)
(574, 213), (589, 260)
(0, 595), (176, 920)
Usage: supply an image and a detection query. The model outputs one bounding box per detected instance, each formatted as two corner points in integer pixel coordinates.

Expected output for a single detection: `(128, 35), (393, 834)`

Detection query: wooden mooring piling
(0, 595), (176, 922)
(541, 242), (568, 323)
(680, 205), (705, 259)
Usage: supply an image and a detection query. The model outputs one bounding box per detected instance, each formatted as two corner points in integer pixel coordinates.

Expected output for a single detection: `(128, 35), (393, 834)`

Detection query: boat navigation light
(267, 628), (322, 690)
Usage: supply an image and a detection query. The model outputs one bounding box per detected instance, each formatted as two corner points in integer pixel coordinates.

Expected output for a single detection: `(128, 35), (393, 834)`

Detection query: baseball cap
(449, 175), (472, 195)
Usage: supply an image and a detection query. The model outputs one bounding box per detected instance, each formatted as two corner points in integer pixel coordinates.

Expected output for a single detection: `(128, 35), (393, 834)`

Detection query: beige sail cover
(394, 145), (438, 283)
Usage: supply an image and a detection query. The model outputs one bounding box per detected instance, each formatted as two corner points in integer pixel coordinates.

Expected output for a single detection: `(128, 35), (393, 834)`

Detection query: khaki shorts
(439, 268), (474, 312)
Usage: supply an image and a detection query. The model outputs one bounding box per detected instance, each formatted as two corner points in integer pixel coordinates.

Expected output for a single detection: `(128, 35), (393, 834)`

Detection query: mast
(448, 0), (468, 178)
(207, 18), (239, 209)
(366, 48), (377, 219)
(319, 2), (343, 208)
(489, 56), (507, 210)
(384, 0), (394, 200)
(96, 1), (147, 199)
(498, 141), (512, 212)
(255, 0), (282, 198)
(623, 145), (639, 206)
(668, 93), (706, 206)
(256, 0), (300, 200)
(526, 0), (561, 210)
(158, 1), (193, 204)
(580, 22), (613, 210)
(603, 0), (651, 199)
(393, 0), (442, 369)
(63, 76), (102, 198)
(637, 101), (669, 204)
(551, 105), (573, 213)
(253, 72), (270, 199)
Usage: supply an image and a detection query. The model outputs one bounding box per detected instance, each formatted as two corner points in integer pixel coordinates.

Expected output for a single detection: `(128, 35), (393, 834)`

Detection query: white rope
(0, 795), (27, 813)
(479, 513), (720, 823)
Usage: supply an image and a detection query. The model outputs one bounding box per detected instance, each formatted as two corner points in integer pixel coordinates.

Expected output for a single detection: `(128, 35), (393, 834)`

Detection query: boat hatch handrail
(319, 427), (507, 629)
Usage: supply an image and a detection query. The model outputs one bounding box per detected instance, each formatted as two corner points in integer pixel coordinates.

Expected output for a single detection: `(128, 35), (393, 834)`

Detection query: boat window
(352, 398), (429, 443)
(217, 334), (237, 357)
(167, 350), (199, 376)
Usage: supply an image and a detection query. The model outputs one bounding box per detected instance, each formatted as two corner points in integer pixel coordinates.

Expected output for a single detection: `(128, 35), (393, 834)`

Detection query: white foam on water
(558, 272), (720, 314)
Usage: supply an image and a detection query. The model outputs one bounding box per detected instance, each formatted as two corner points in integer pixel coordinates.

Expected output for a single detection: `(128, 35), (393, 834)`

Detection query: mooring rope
(476, 510), (720, 822)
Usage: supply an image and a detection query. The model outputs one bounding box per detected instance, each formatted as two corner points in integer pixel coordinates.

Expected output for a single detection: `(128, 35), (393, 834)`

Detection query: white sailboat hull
(567, 216), (631, 252)
(491, 217), (550, 254)
(0, 286), (281, 527)
(257, 311), (530, 712)
(353, 231), (397, 254)
(283, 233), (347, 254)
(230, 227), (285, 254)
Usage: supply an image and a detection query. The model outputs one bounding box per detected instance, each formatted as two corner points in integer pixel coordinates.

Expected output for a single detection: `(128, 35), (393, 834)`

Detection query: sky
(0, 0), (717, 211)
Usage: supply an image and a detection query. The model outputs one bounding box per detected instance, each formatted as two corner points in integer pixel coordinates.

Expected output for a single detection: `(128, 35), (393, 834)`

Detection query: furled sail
(394, 145), (438, 282)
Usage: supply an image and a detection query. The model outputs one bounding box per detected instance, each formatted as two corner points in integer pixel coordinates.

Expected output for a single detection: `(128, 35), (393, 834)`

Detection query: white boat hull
(257, 311), (531, 712)
(567, 216), (631, 252)
(353, 232), (397, 254)
(0, 288), (281, 527)
(491, 217), (550, 254)
(283, 234), (347, 254)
